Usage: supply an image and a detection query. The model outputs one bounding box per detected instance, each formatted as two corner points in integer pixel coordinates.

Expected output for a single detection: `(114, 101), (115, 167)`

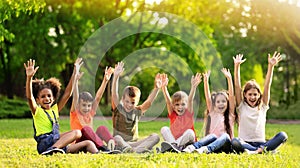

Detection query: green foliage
(0, 118), (300, 167)
(0, 96), (31, 119)
(268, 100), (300, 119)
(1, 0), (299, 113)
(0, 0), (46, 42)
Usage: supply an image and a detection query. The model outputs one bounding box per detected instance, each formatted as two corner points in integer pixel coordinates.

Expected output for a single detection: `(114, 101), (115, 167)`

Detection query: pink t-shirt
(208, 111), (235, 139)
(169, 109), (196, 139)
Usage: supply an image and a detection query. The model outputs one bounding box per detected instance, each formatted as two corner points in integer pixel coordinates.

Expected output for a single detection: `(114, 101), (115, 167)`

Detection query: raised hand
(74, 58), (84, 80)
(114, 62), (124, 76)
(202, 70), (211, 81)
(191, 72), (202, 87)
(24, 59), (39, 77)
(104, 66), (114, 81)
(233, 54), (246, 65)
(221, 68), (232, 79)
(268, 51), (282, 66)
(154, 73), (162, 89)
(160, 73), (169, 87)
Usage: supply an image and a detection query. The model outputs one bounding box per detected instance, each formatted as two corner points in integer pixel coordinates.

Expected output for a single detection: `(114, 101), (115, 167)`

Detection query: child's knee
(221, 133), (230, 140)
(186, 129), (195, 138)
(96, 125), (109, 133)
(85, 140), (95, 146)
(160, 126), (170, 134)
(73, 130), (82, 139)
(114, 135), (124, 144)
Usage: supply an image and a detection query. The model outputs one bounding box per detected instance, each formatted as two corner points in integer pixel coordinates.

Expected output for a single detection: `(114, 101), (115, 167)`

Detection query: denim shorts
(36, 133), (58, 154)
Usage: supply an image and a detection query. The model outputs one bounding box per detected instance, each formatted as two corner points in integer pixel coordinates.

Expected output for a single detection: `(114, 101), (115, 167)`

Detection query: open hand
(221, 68), (232, 79)
(268, 51), (282, 66)
(233, 54), (246, 65)
(24, 59), (39, 77)
(155, 73), (162, 89)
(202, 70), (211, 81)
(104, 66), (114, 81)
(114, 62), (124, 76)
(191, 72), (202, 87)
(160, 73), (169, 87)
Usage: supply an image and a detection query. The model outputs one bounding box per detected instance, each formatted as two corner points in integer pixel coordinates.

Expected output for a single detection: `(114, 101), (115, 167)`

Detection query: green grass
(0, 118), (300, 168)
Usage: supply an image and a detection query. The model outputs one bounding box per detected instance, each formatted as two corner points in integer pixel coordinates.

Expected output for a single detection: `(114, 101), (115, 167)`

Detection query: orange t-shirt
(70, 110), (95, 130)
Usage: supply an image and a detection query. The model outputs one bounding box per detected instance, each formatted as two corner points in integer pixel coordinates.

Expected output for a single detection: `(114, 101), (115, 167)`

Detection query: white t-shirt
(238, 101), (269, 142)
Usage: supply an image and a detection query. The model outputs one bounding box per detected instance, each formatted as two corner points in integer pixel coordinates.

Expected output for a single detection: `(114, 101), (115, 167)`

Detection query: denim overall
(33, 110), (60, 154)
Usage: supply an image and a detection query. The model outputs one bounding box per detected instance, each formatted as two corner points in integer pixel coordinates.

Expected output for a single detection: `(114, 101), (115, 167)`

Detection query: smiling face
(78, 99), (93, 114)
(243, 80), (262, 108)
(171, 91), (188, 115)
(244, 88), (261, 107)
(36, 88), (54, 110)
(173, 99), (187, 115)
(214, 94), (228, 114)
(121, 95), (139, 112)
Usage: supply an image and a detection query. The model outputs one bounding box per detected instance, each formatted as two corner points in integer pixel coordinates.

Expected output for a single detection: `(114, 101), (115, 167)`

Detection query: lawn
(0, 118), (299, 168)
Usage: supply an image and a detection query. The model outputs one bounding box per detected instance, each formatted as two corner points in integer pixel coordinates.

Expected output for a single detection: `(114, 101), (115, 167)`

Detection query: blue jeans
(193, 134), (217, 149)
(231, 131), (288, 153)
(193, 133), (232, 153)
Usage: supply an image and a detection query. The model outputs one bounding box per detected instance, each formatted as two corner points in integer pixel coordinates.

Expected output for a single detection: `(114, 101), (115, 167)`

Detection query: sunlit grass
(0, 118), (300, 167)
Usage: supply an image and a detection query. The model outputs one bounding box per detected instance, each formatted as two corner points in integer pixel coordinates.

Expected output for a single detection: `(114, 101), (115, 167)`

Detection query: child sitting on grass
(24, 58), (99, 155)
(160, 73), (201, 153)
(111, 62), (161, 153)
(70, 64), (121, 154)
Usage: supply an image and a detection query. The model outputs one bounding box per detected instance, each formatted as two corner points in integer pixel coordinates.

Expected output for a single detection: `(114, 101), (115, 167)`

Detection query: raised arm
(188, 73), (201, 113)
(58, 58), (83, 112)
(160, 73), (173, 115)
(111, 62), (124, 110)
(24, 59), (39, 114)
(92, 66), (114, 112)
(70, 63), (84, 112)
(203, 71), (212, 112)
(139, 73), (161, 114)
(233, 54), (246, 106)
(221, 68), (235, 114)
(263, 51), (282, 105)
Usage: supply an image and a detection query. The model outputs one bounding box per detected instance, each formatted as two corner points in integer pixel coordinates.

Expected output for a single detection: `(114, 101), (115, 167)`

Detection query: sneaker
(98, 149), (122, 154)
(161, 141), (181, 153)
(182, 144), (196, 153)
(170, 143), (181, 153)
(107, 139), (115, 151)
(161, 141), (173, 153)
(195, 146), (209, 154)
(155, 147), (161, 153)
(121, 146), (134, 153)
(244, 149), (258, 155)
(41, 147), (65, 155)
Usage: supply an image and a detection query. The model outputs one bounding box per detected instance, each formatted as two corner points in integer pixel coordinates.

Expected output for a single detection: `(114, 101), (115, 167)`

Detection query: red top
(169, 109), (196, 140)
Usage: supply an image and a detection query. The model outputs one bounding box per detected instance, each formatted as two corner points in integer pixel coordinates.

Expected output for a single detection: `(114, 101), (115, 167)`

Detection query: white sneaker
(41, 147), (65, 155)
(182, 145), (196, 153)
(195, 146), (209, 154)
(244, 149), (258, 154)
(107, 139), (115, 151)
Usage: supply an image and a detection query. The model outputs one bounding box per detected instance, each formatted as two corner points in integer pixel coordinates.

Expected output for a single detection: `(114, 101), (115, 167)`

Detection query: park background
(0, 0), (299, 120)
(1, 0), (300, 167)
